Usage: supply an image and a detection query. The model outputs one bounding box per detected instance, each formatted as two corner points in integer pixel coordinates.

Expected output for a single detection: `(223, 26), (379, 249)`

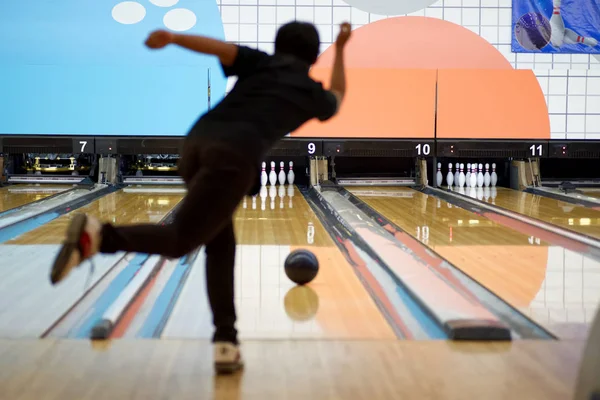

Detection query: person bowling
(50, 21), (352, 374)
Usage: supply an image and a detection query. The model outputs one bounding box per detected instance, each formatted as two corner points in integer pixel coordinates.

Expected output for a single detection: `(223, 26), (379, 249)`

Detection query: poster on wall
(512, 0), (600, 53)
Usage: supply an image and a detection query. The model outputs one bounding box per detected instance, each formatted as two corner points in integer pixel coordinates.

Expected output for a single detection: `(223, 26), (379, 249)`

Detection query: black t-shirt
(189, 46), (338, 163)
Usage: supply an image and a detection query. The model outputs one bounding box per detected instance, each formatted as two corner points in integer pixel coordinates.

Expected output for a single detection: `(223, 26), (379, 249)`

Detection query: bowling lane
(581, 188), (600, 200)
(0, 185), (71, 212)
(0, 187), (185, 337)
(7, 186), (184, 244)
(486, 187), (600, 240)
(162, 185), (397, 340)
(349, 186), (600, 339)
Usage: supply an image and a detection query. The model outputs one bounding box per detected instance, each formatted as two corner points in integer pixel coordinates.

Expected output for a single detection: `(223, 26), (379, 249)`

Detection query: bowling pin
(278, 161), (286, 185)
(287, 161), (295, 185)
(269, 161), (277, 186)
(469, 164), (477, 188)
(446, 163), (454, 188)
(243, 197), (247, 209)
(269, 185), (276, 209)
(491, 163), (498, 187)
(550, 0), (565, 47)
(483, 163), (491, 187)
(278, 185), (285, 209)
(466, 163), (471, 187)
(436, 162), (443, 187)
(564, 28), (598, 47)
(477, 163), (484, 188)
(459, 163), (466, 188)
(260, 186), (268, 211)
(260, 162), (268, 186)
(287, 184), (294, 208)
(454, 163), (460, 187)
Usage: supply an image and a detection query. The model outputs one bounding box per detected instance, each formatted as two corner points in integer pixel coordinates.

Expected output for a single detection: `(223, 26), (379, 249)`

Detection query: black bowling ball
(284, 249), (319, 285)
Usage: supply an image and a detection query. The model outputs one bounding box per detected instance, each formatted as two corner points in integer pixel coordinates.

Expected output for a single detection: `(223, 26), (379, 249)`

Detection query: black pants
(100, 137), (257, 344)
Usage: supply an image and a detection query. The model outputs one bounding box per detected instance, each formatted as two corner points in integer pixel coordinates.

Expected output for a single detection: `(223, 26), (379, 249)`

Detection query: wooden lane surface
(487, 188), (600, 240)
(581, 189), (600, 200)
(348, 187), (600, 339)
(7, 187), (185, 245)
(162, 186), (396, 340)
(0, 339), (582, 399)
(0, 185), (71, 212)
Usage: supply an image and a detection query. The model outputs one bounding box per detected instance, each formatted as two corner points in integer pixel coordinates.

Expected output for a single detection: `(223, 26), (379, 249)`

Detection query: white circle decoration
(342, 0), (436, 16)
(149, 0), (179, 7)
(163, 8), (197, 32)
(112, 1), (146, 25)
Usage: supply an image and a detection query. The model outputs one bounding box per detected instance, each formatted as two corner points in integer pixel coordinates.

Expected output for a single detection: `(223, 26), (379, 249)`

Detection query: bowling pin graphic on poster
(436, 163), (443, 187)
(564, 29), (598, 47)
(446, 163), (454, 188)
(550, 0), (566, 47)
(269, 162), (277, 185)
(261, 162), (268, 186)
(278, 161), (286, 185)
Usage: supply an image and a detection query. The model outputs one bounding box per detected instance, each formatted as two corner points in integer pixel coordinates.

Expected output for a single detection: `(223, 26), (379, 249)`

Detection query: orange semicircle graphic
(292, 16), (550, 140)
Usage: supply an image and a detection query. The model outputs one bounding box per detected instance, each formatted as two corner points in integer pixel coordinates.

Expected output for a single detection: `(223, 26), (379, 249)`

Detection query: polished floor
(0, 183), (593, 399)
(0, 339), (581, 400)
(485, 187), (600, 240)
(349, 186), (600, 340)
(0, 184), (70, 212)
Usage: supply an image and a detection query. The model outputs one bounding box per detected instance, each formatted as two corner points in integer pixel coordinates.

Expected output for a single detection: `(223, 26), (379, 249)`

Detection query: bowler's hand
(145, 30), (175, 49)
(336, 22), (352, 48)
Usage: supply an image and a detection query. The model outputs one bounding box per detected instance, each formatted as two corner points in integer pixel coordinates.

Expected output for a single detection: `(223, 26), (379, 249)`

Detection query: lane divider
(136, 249), (200, 338)
(90, 255), (163, 339)
(0, 185), (117, 244)
(71, 253), (149, 338)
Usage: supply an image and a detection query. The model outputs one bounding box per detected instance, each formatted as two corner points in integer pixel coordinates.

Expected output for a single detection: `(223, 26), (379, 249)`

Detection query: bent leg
(100, 163), (253, 259)
(205, 220), (238, 344)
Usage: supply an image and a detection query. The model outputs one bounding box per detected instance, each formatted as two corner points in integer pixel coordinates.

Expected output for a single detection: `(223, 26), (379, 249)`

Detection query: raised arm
(145, 30), (239, 66)
(329, 23), (352, 106)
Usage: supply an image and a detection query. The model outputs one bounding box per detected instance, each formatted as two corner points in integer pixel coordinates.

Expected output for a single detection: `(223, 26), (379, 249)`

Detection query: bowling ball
(284, 249), (319, 285)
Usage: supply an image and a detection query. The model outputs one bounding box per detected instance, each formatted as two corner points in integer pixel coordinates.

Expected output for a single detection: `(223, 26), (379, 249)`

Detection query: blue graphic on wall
(0, 0), (227, 136)
(512, 0), (600, 53)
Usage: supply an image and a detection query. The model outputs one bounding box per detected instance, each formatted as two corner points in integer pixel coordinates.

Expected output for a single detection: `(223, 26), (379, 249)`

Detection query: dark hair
(275, 22), (320, 65)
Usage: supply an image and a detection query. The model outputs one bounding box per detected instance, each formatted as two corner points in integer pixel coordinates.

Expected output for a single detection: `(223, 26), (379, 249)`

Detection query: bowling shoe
(214, 342), (244, 374)
(50, 214), (102, 285)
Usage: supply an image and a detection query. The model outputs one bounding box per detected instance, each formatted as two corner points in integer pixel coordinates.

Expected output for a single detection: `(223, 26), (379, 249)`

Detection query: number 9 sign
(308, 142), (316, 155)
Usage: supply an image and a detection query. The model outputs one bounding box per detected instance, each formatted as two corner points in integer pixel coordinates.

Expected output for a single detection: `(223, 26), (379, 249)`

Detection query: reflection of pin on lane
(112, 1), (197, 32)
(564, 29), (599, 47)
